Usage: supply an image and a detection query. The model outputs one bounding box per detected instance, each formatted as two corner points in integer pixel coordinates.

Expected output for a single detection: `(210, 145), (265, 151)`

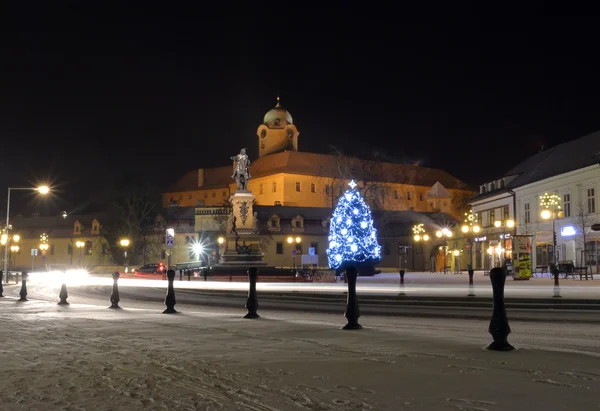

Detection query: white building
(469, 131), (600, 273)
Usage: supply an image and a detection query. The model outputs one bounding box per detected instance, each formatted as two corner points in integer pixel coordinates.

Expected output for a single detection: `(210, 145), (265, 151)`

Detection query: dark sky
(2, 3), (600, 215)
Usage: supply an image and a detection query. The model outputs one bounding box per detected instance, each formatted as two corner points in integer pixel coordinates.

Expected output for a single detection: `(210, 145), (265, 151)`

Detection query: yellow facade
(9, 236), (111, 271)
(164, 173), (469, 220)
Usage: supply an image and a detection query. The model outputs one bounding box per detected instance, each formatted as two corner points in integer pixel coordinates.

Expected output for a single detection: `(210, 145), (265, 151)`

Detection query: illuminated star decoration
(326, 180), (381, 269)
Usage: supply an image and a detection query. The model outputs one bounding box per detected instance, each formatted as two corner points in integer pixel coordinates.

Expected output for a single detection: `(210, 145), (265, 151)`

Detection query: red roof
(166, 151), (471, 192)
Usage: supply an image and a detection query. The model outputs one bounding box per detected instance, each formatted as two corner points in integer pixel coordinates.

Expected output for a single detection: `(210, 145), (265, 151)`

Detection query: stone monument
(216, 149), (268, 270)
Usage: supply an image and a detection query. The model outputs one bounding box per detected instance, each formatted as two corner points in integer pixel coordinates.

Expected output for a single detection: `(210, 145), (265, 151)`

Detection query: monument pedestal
(213, 190), (271, 273)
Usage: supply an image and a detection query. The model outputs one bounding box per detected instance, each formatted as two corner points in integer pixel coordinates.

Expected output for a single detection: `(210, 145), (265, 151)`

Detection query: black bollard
(18, 272), (28, 302)
(58, 282), (69, 305)
(486, 267), (514, 351)
(179, 269), (183, 281)
(467, 268), (475, 297)
(244, 267), (260, 319)
(188, 269), (192, 281)
(552, 266), (561, 298)
(109, 271), (121, 309)
(343, 266), (362, 330)
(0, 270), (4, 297)
(203, 269), (208, 281)
(399, 269), (406, 296)
(163, 269), (177, 314)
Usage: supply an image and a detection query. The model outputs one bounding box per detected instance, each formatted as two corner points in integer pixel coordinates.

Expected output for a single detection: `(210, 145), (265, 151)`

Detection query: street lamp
(540, 193), (562, 265)
(493, 219), (515, 265)
(461, 210), (480, 271)
(435, 227), (453, 273)
(3, 185), (51, 280)
(120, 239), (130, 272)
(288, 236), (301, 271)
(76, 241), (85, 268)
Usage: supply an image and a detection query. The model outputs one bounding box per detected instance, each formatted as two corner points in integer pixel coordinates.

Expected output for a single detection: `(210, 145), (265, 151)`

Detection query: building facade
(160, 98), (474, 271)
(469, 131), (600, 273)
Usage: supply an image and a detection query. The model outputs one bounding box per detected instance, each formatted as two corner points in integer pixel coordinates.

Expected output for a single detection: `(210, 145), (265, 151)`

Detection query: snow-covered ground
(1, 283), (600, 410)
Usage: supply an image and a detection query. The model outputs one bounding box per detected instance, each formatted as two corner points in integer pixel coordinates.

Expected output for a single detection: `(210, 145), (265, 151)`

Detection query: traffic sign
(592, 224), (600, 232)
(166, 228), (175, 249)
(31, 248), (38, 256)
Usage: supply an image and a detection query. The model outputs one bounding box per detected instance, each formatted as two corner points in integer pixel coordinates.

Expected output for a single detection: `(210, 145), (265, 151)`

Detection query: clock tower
(256, 97), (299, 158)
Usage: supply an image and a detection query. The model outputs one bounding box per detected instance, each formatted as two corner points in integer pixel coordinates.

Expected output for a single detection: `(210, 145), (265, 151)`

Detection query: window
(272, 182), (277, 193)
(563, 194), (571, 217)
(524, 203), (531, 224)
(259, 184), (263, 195)
(295, 220), (302, 228)
(588, 188), (596, 214)
(407, 192), (411, 201)
(67, 244), (73, 256)
(295, 243), (303, 253)
(490, 182), (496, 191)
(296, 182), (301, 192)
(311, 183), (315, 193)
(500, 180), (505, 188)
(161, 250), (166, 259)
(419, 192), (423, 201)
(50, 244), (55, 255)
(394, 191), (399, 199)
(503, 206), (509, 221)
(310, 242), (318, 255)
(185, 235), (196, 244)
(212, 192), (216, 198)
(325, 185), (330, 195)
(188, 195), (192, 200)
(222, 191), (226, 197)
(489, 210), (495, 226)
(84, 240), (93, 255)
(179, 195), (182, 200)
(276, 242), (283, 254)
(204, 192), (208, 198)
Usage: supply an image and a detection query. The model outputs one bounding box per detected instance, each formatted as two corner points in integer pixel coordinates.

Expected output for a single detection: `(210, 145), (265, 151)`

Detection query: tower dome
(263, 97), (293, 125)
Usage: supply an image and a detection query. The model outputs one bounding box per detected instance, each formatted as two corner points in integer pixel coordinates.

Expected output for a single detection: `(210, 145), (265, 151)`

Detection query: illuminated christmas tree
(327, 180), (381, 270)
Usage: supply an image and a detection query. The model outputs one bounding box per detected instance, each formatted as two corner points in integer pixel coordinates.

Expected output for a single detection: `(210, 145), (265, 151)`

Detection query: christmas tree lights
(326, 180), (381, 269)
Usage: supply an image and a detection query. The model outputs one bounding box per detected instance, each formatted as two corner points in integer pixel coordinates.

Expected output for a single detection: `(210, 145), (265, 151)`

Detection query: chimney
(197, 168), (205, 188)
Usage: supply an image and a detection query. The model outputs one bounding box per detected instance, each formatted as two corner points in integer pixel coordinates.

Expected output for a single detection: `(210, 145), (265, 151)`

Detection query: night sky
(3, 3), (600, 215)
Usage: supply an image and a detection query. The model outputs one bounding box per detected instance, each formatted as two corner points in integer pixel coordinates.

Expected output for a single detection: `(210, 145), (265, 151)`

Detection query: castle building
(163, 99), (475, 271)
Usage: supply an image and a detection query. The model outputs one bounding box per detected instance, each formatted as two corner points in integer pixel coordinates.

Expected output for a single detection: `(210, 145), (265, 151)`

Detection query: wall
(10, 236), (111, 271)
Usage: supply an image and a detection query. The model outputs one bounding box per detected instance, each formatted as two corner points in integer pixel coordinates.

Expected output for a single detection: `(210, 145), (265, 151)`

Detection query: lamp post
(3, 186), (50, 279)
(10, 245), (19, 270)
(120, 239), (130, 273)
(412, 223), (430, 271)
(76, 241), (85, 268)
(493, 219), (515, 267)
(540, 193), (562, 266)
(435, 228), (453, 273)
(217, 236), (225, 263)
(287, 236), (301, 271)
(461, 210), (480, 270)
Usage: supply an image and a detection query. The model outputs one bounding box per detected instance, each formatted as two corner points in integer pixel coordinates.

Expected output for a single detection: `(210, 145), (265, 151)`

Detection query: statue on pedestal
(231, 148), (251, 191)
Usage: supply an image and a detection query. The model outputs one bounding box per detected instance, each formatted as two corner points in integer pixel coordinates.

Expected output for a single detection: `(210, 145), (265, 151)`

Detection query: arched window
(500, 180), (505, 188)
(85, 240), (93, 255)
(490, 182), (496, 191)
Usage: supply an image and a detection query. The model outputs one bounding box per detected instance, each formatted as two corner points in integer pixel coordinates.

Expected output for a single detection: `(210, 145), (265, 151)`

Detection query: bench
(534, 265), (548, 277)
(555, 261), (574, 278)
(569, 266), (594, 280)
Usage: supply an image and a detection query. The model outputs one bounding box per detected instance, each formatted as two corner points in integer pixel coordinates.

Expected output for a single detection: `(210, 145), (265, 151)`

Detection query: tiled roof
(167, 151), (472, 192)
(166, 166), (231, 192)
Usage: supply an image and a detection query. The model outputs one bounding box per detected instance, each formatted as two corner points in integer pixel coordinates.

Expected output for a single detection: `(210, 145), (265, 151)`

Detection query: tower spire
(275, 95), (281, 108)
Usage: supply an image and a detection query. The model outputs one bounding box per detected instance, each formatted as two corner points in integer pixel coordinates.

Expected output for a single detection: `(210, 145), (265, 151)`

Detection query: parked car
(132, 263), (166, 275)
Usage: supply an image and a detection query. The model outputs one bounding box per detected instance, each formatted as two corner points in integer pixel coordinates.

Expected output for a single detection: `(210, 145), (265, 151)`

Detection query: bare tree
(328, 146), (413, 211)
(575, 201), (593, 266)
(104, 175), (163, 266)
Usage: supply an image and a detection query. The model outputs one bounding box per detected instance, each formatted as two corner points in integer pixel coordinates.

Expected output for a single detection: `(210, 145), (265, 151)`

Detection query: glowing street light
(4, 185), (51, 279)
(540, 193), (562, 264)
(12, 234), (20, 243)
(287, 236), (293, 244)
(217, 236), (225, 245)
(412, 223), (429, 242)
(295, 236), (302, 243)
